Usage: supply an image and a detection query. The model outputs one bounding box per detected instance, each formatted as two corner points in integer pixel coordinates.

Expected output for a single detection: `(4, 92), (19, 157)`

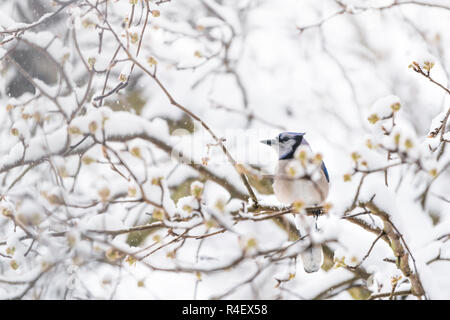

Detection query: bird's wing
(321, 161), (330, 183)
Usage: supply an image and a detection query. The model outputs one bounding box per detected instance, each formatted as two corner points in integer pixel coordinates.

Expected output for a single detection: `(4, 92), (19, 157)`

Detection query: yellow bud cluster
(98, 187), (110, 202)
(147, 57), (157, 67)
(368, 113), (379, 124)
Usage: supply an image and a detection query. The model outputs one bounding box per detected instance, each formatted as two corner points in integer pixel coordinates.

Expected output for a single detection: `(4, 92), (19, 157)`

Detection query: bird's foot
(305, 206), (324, 217)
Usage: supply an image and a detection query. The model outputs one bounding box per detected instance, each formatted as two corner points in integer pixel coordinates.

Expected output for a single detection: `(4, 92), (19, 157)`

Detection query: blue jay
(261, 132), (330, 273)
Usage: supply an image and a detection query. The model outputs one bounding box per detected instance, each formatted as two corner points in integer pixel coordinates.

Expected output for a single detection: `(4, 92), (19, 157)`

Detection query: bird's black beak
(260, 139), (277, 146)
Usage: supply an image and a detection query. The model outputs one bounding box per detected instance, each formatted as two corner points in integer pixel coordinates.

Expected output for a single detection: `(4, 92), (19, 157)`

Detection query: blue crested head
(278, 132), (305, 142)
(261, 132), (330, 183)
(277, 132), (306, 160)
(260, 132), (306, 159)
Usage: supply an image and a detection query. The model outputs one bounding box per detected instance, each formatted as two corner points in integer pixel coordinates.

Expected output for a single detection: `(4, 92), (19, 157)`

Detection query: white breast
(273, 159), (329, 206)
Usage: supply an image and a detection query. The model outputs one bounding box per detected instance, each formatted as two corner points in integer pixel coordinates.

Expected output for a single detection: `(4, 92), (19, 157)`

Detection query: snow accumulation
(0, 0), (449, 300)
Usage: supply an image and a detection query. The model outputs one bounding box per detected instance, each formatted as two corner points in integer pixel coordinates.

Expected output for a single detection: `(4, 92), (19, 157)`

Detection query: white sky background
(0, 0), (449, 299)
